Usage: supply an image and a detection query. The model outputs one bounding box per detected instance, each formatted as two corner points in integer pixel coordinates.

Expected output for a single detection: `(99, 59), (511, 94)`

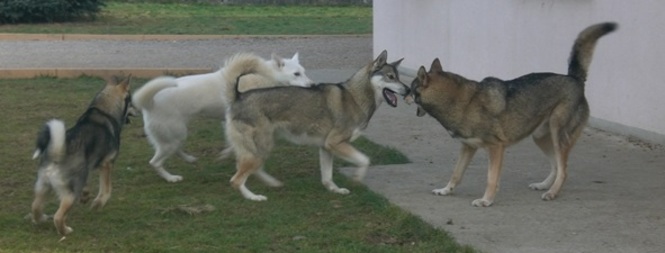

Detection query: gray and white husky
(224, 50), (410, 201)
(132, 53), (313, 183)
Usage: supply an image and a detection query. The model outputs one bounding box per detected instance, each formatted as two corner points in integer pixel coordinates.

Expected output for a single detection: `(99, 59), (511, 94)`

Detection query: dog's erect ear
(291, 52), (300, 63)
(416, 66), (428, 87)
(117, 74), (132, 92)
(272, 53), (285, 68)
(390, 58), (404, 68)
(372, 50), (388, 70)
(430, 58), (443, 73)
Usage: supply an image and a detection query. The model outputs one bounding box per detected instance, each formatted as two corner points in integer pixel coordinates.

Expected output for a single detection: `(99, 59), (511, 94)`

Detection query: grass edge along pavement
(0, 2), (371, 79)
(0, 77), (478, 252)
(0, 2), (373, 35)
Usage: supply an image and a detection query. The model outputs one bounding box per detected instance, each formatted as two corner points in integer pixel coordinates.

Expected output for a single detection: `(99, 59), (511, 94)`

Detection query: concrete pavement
(349, 91), (665, 253)
(2, 35), (664, 253)
(0, 34), (371, 78)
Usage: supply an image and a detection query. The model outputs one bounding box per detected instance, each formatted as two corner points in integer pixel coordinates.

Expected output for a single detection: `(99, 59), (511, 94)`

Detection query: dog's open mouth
(383, 88), (398, 107)
(416, 106), (427, 117)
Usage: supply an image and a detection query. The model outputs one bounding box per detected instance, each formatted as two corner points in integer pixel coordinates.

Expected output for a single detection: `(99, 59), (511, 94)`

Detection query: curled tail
(132, 76), (178, 111)
(32, 119), (66, 161)
(222, 53), (275, 105)
(568, 22), (618, 82)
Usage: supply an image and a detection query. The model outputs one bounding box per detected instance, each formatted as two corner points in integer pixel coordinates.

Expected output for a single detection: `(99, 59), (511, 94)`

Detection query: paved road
(2, 35), (664, 253)
(0, 35), (371, 73)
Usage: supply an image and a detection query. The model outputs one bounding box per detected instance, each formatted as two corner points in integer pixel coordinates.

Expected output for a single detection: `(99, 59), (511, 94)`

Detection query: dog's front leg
(319, 148), (350, 194)
(472, 145), (505, 207)
(433, 144), (477, 196)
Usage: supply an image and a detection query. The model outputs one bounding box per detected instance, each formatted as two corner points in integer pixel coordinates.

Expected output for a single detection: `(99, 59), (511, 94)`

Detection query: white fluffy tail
(222, 53), (275, 105)
(132, 76), (178, 111)
(33, 119), (66, 161)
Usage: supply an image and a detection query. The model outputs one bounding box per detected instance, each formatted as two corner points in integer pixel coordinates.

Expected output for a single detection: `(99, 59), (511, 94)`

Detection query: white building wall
(374, 0), (665, 143)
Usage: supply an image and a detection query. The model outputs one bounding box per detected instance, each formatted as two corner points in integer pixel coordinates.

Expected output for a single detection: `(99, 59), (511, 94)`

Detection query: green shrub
(0, 0), (106, 24)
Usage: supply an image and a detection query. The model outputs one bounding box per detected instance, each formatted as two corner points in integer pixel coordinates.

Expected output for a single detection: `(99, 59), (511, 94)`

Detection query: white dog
(132, 53), (313, 182)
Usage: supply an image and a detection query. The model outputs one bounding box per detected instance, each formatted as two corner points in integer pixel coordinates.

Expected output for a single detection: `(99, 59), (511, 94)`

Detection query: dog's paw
(57, 227), (73, 242)
(265, 179), (284, 188)
(27, 213), (50, 223)
(323, 181), (350, 195)
(165, 175), (184, 183)
(331, 187), (351, 195)
(217, 148), (234, 161)
(528, 182), (549, 191)
(90, 199), (108, 211)
(324, 182), (351, 195)
(255, 171), (283, 187)
(541, 191), (557, 201)
(247, 195), (268, 201)
(57, 226), (73, 238)
(471, 198), (493, 207)
(432, 187), (453, 196)
(181, 155), (197, 163)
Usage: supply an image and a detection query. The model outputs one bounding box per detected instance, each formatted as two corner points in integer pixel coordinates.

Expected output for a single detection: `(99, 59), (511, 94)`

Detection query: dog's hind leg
(433, 144), (477, 196)
(472, 145), (506, 207)
(230, 156), (267, 201)
(541, 131), (584, 200)
(542, 138), (570, 201)
(79, 186), (91, 204)
(91, 159), (113, 210)
(31, 172), (50, 224)
(149, 144), (183, 182)
(529, 124), (557, 191)
(217, 146), (234, 161)
(326, 142), (370, 182)
(540, 104), (588, 201)
(177, 150), (197, 163)
(319, 148), (350, 194)
(53, 192), (75, 236)
(254, 167), (283, 187)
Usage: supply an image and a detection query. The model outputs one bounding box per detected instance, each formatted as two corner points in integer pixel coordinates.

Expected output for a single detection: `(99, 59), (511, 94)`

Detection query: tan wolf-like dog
(224, 50), (410, 201)
(31, 76), (133, 238)
(406, 22), (617, 207)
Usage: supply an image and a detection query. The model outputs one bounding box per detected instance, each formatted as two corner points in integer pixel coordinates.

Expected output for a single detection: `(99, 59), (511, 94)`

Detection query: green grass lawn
(0, 2), (372, 35)
(0, 77), (477, 252)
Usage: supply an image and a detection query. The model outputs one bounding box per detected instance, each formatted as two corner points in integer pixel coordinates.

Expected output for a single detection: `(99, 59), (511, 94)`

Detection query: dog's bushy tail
(568, 22), (618, 82)
(222, 53), (274, 105)
(32, 119), (66, 161)
(132, 77), (178, 111)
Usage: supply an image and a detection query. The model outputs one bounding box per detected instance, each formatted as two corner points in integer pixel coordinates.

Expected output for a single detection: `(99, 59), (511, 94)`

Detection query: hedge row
(0, 0), (106, 24)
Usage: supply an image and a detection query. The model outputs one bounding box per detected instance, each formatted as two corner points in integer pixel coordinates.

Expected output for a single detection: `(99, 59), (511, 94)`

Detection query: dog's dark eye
(387, 74), (395, 80)
(294, 72), (301, 77)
